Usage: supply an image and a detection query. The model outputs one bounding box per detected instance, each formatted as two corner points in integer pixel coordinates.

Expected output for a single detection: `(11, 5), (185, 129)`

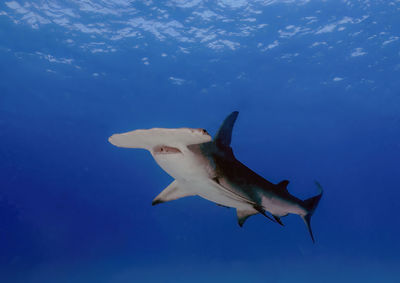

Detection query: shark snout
(108, 134), (118, 146)
(108, 133), (135, 148)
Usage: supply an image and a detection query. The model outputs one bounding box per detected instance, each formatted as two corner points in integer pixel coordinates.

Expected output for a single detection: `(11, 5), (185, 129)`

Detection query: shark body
(109, 111), (322, 242)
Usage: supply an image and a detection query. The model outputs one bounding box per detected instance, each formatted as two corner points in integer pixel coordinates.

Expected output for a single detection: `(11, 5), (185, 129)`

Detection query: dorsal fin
(277, 180), (289, 191)
(214, 111), (239, 148)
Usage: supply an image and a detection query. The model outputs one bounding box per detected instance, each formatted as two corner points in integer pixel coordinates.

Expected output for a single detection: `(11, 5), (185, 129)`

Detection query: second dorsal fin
(214, 111), (239, 148)
(277, 180), (289, 191)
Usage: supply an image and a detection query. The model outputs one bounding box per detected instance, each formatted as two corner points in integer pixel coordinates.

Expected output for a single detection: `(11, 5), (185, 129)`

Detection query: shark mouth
(153, 145), (182, 154)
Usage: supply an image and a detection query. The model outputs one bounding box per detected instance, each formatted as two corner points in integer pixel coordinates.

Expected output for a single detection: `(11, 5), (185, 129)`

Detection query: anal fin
(152, 180), (195, 205)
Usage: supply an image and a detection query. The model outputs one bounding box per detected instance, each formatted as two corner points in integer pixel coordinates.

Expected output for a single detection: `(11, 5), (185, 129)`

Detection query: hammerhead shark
(109, 111), (323, 242)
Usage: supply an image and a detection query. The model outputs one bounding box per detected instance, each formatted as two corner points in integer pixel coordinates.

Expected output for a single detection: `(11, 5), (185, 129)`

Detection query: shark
(108, 111), (323, 242)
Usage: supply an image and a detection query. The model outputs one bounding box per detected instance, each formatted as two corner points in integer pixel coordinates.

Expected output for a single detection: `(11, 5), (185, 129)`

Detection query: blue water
(1, 1), (400, 282)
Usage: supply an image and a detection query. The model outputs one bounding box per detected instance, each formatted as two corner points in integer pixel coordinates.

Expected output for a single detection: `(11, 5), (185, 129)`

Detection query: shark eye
(202, 129), (207, 134)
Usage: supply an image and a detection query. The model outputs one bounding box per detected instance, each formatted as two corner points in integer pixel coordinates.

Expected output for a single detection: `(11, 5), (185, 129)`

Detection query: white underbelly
(261, 196), (305, 216)
(152, 147), (212, 181)
(151, 146), (252, 210)
(189, 181), (253, 210)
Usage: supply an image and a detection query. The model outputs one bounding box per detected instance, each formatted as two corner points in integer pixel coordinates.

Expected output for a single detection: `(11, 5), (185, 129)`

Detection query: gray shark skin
(109, 111), (323, 242)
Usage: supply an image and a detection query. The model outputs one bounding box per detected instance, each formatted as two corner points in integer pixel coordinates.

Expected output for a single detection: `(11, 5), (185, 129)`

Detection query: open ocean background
(1, 1), (400, 282)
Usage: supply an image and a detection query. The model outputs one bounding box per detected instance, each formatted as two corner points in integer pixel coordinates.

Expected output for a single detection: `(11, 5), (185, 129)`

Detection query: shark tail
(301, 181), (323, 243)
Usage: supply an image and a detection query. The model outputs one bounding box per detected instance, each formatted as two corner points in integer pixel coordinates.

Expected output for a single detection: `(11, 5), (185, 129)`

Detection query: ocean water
(1, 1), (400, 282)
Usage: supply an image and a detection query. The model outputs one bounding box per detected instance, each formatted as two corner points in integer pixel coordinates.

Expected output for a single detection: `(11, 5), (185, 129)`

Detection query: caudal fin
(301, 181), (323, 243)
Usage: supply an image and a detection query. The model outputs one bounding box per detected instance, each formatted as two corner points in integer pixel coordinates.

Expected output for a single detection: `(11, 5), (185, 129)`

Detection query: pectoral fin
(152, 180), (195, 205)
